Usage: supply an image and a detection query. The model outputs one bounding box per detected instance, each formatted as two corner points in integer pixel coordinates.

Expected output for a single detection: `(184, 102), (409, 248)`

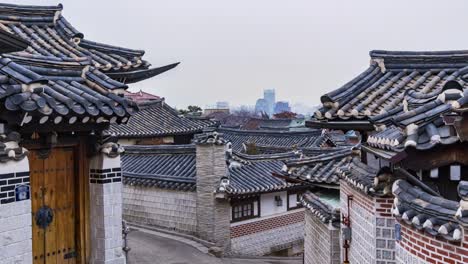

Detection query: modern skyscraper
(264, 89), (276, 116)
(274, 101), (291, 114)
(255, 98), (268, 114)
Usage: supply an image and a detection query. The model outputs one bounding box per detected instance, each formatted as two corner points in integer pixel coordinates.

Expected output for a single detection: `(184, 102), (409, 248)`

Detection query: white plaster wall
(260, 191), (287, 217)
(0, 158), (29, 174)
(288, 193), (298, 208)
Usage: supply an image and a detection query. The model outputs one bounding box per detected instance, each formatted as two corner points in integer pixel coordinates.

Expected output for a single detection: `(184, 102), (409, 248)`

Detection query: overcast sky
(9, 0), (468, 108)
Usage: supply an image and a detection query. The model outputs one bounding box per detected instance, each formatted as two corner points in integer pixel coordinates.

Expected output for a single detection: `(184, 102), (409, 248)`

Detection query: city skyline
(6, 0), (468, 109)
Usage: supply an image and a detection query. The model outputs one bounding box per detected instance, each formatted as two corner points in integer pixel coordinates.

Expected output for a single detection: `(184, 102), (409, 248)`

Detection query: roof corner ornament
(81, 65), (91, 79)
(53, 10), (62, 24)
(372, 58), (386, 73)
(96, 134), (124, 158)
(0, 130), (28, 162)
(215, 176), (230, 199)
(193, 131), (227, 145)
(404, 123), (419, 148)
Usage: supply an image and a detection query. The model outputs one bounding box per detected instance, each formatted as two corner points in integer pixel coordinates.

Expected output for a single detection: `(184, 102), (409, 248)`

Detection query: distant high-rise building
(263, 89), (276, 116)
(216, 101), (230, 109)
(274, 101), (290, 114)
(255, 98), (268, 114)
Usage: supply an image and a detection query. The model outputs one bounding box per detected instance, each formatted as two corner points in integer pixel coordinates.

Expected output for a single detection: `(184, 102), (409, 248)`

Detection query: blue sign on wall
(395, 223), (401, 241)
(15, 184), (30, 201)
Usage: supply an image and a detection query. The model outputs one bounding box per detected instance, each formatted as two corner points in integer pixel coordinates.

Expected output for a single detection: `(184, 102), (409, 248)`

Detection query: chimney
(194, 132), (231, 255)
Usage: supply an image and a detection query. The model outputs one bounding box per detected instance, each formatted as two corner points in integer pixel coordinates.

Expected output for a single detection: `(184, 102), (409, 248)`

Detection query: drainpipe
(122, 220), (131, 260)
(342, 195), (353, 264)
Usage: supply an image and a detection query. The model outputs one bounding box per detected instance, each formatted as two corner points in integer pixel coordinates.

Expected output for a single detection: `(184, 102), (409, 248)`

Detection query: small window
(231, 198), (259, 222)
(430, 168), (439, 179)
(287, 191), (303, 210)
(450, 165), (461, 181)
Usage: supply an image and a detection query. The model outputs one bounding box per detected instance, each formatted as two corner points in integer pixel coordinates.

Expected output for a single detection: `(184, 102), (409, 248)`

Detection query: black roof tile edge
(301, 191), (340, 227)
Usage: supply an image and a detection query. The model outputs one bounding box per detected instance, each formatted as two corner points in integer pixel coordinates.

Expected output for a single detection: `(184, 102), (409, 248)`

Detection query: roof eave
(306, 119), (374, 131)
(0, 29), (29, 53)
(107, 62), (180, 84)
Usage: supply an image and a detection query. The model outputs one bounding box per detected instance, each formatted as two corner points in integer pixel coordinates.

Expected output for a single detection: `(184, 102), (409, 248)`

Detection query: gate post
(0, 132), (32, 263)
(89, 137), (126, 264)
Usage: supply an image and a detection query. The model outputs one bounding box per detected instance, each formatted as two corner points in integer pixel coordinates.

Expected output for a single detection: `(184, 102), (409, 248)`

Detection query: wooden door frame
(25, 136), (90, 264)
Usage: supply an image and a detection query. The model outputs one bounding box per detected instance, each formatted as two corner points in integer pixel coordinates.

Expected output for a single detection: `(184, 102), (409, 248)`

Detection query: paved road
(126, 230), (302, 264)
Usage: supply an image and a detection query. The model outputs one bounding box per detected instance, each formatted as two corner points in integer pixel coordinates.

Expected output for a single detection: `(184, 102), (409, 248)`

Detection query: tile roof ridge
(123, 144), (196, 155)
(217, 127), (321, 135)
(370, 49), (468, 58)
(232, 151), (300, 162)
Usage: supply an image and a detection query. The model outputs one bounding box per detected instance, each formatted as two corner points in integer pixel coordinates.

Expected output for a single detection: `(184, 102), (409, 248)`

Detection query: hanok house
(0, 3), (177, 264)
(279, 147), (355, 264)
(121, 132), (314, 256)
(217, 127), (344, 154)
(107, 98), (218, 145)
(308, 49), (468, 264)
(365, 74), (468, 264)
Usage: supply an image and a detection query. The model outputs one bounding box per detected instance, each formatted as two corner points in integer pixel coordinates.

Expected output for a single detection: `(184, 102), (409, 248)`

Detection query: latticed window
(231, 197), (259, 222)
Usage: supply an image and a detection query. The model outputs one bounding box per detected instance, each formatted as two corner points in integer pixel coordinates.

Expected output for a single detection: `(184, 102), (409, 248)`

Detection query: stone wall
(396, 223), (468, 264)
(304, 210), (340, 264)
(230, 210), (304, 256)
(340, 180), (396, 264)
(0, 200), (32, 263)
(195, 144), (231, 253)
(89, 154), (125, 264)
(0, 158), (32, 264)
(123, 186), (197, 234)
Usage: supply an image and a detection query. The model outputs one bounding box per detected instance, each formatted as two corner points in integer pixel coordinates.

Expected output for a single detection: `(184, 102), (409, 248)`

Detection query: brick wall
(123, 185), (197, 234)
(340, 180), (396, 264)
(396, 222), (468, 264)
(230, 210), (304, 256)
(304, 210), (340, 264)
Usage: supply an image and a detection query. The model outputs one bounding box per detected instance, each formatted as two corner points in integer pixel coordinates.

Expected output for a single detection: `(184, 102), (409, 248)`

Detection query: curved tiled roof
(366, 86), (467, 151)
(0, 3), (178, 83)
(392, 179), (467, 242)
(283, 147), (353, 185)
(122, 145), (197, 191)
(121, 144), (308, 194)
(107, 99), (219, 137)
(338, 157), (395, 196)
(0, 57), (138, 122)
(314, 50), (468, 123)
(218, 127), (326, 153)
(301, 191), (340, 227)
(240, 117), (305, 131)
(227, 152), (304, 195)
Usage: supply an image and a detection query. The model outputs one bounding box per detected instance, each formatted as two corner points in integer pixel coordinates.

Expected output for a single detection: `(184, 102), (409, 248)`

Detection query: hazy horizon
(9, 0), (468, 109)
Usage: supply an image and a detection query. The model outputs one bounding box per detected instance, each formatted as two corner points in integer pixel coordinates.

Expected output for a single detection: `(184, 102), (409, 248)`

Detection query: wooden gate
(30, 148), (78, 264)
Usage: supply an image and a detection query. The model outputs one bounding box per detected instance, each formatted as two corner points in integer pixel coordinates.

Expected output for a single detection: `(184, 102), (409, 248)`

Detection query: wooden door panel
(31, 148), (78, 264)
(31, 150), (45, 264)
